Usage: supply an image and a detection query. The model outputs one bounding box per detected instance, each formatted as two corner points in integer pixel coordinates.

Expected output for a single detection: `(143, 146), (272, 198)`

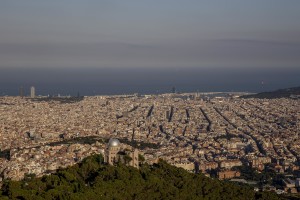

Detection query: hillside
(241, 87), (300, 99)
(0, 154), (282, 200)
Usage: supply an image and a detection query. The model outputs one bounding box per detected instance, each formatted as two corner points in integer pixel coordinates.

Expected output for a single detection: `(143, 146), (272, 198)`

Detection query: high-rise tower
(19, 86), (24, 97)
(172, 86), (176, 94)
(30, 86), (35, 98)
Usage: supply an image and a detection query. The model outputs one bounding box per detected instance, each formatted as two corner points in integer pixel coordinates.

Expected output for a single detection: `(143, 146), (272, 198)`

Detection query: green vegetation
(113, 138), (161, 150)
(0, 154), (282, 200)
(233, 164), (277, 186)
(138, 154), (145, 163)
(240, 86), (300, 99)
(234, 164), (296, 190)
(49, 136), (103, 146)
(214, 133), (239, 140)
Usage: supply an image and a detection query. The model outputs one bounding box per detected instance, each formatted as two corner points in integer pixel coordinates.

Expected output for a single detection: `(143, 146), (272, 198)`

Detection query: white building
(104, 138), (139, 169)
(30, 86), (35, 98)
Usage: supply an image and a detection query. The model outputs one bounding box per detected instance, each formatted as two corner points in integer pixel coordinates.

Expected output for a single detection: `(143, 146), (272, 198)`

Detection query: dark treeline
(0, 154), (283, 200)
(241, 86), (300, 99)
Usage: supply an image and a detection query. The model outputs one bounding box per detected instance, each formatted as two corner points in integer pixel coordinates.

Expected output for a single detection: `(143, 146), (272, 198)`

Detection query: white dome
(108, 138), (120, 147)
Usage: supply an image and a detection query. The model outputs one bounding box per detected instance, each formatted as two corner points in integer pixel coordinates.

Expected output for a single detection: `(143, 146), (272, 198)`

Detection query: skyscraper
(30, 86), (35, 98)
(19, 86), (24, 97)
(172, 86), (176, 94)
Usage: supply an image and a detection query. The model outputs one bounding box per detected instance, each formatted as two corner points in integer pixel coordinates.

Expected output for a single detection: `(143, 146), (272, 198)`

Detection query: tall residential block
(19, 86), (24, 97)
(30, 86), (35, 98)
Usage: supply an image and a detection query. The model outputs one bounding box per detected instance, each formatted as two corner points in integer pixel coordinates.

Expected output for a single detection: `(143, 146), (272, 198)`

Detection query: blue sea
(0, 67), (299, 96)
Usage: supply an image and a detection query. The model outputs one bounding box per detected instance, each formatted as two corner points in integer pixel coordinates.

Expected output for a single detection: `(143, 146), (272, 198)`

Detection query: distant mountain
(241, 86), (300, 99)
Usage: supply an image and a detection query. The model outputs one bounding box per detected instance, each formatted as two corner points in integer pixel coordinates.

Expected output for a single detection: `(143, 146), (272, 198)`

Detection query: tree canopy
(0, 154), (283, 200)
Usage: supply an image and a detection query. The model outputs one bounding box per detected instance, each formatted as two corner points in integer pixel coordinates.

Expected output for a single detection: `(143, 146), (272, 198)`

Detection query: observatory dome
(108, 138), (120, 147)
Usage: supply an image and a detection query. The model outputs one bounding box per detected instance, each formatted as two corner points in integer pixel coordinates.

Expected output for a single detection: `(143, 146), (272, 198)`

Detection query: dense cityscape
(1, 1), (300, 199)
(0, 89), (299, 195)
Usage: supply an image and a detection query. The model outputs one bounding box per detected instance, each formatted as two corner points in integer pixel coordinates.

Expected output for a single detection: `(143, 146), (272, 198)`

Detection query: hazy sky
(1, 0), (300, 68)
(0, 1), (300, 94)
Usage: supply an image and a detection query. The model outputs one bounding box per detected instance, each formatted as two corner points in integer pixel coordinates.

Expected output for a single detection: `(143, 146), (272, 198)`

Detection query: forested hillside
(241, 87), (300, 99)
(0, 154), (282, 200)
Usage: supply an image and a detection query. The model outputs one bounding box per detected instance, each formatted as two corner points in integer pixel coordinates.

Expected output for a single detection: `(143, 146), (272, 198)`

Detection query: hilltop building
(104, 138), (139, 169)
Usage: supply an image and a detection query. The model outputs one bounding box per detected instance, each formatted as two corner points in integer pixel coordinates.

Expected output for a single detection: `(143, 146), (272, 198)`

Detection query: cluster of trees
(240, 86), (300, 99)
(104, 138), (160, 150)
(0, 154), (283, 200)
(233, 164), (289, 189)
(214, 133), (239, 141)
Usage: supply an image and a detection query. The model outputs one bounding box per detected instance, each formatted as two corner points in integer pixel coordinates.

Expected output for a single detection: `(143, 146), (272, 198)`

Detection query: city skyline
(0, 66), (299, 96)
(0, 93), (299, 197)
(1, 1), (300, 198)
